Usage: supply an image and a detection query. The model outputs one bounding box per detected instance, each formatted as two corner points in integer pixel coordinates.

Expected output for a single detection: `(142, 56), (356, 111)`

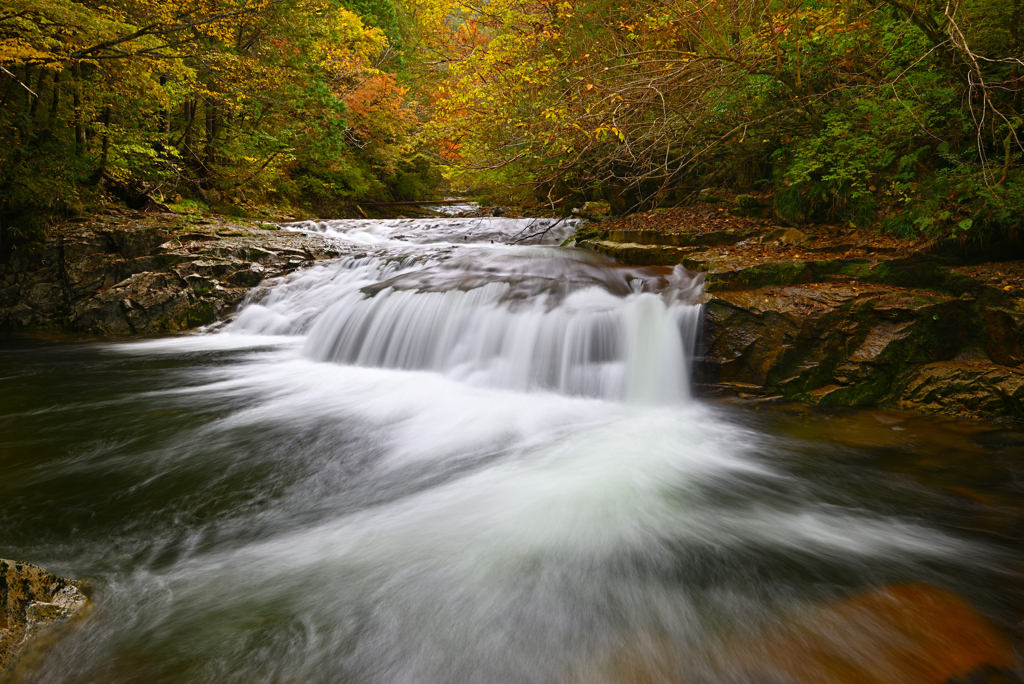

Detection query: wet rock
(894, 362), (1024, 417)
(25, 283), (62, 313)
(0, 559), (88, 676)
(185, 259), (237, 279)
(244, 247), (276, 262)
(760, 226), (809, 245)
(593, 583), (1017, 684)
(0, 212), (348, 334)
(577, 240), (693, 267)
(101, 226), (168, 258)
(697, 282), (979, 411)
(983, 308), (1024, 367)
(576, 217), (1024, 419)
(739, 583), (1017, 684)
(227, 263), (265, 287)
(183, 273), (217, 295)
(65, 253), (121, 293)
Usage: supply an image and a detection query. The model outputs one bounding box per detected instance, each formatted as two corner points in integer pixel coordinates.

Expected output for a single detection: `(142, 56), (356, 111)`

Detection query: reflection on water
(1, 216), (1022, 683)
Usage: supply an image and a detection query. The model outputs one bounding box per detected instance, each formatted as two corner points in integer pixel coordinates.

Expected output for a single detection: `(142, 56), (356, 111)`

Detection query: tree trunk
(182, 99), (195, 154)
(73, 63), (85, 153)
(100, 104), (112, 173)
(1012, 0), (1022, 113)
(204, 97), (217, 171)
(22, 64), (34, 111)
(729, 0), (741, 46)
(158, 74), (171, 139)
(0, 70), (15, 109)
(48, 70), (61, 126)
(29, 70), (44, 120)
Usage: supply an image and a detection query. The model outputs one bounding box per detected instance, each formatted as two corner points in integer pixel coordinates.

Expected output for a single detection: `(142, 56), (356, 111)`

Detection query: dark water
(1, 217), (1023, 683)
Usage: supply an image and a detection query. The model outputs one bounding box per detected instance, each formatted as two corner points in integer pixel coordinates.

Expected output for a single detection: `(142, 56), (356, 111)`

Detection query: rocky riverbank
(0, 211), (348, 334)
(573, 203), (1024, 421)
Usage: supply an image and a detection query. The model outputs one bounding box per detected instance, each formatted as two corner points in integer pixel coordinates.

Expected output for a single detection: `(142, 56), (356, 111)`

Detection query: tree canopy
(417, 0), (1024, 235)
(1, 0), (432, 246)
(3, 0), (1024, 243)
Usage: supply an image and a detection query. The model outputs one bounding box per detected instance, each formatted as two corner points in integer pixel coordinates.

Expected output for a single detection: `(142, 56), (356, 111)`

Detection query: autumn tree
(420, 0), (1024, 235)
(0, 0), (430, 249)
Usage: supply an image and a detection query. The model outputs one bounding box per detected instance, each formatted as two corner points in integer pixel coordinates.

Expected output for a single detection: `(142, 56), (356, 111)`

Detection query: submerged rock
(0, 559), (88, 676)
(591, 583), (1018, 684)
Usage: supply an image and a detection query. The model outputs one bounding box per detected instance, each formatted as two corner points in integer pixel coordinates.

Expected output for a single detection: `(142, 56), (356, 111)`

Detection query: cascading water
(0, 214), (1020, 684)
(233, 218), (705, 403)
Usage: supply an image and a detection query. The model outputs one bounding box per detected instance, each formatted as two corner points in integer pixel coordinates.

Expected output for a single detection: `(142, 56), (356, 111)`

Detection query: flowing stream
(2, 216), (1024, 683)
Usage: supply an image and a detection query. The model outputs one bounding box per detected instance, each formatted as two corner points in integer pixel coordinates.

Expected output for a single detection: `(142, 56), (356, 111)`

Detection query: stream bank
(573, 204), (1024, 421)
(0, 202), (510, 336)
(0, 212), (349, 334)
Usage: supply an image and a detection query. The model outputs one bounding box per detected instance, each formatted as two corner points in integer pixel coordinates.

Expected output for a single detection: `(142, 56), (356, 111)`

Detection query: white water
(231, 217), (704, 403)
(3, 216), (1003, 684)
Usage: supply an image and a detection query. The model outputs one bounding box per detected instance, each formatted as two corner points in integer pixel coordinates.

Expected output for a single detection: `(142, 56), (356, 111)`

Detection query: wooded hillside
(0, 0), (434, 248)
(3, 0), (1023, 244)
(421, 0), (1024, 237)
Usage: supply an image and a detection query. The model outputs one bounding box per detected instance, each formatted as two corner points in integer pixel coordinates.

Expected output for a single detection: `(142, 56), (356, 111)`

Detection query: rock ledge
(1, 212), (347, 334)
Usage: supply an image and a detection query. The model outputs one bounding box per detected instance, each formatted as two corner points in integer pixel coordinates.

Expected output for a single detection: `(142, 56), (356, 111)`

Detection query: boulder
(730, 194), (773, 218)
(760, 226), (809, 245)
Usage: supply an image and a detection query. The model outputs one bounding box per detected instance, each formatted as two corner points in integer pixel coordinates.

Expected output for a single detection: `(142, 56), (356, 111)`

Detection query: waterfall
(230, 217), (705, 403)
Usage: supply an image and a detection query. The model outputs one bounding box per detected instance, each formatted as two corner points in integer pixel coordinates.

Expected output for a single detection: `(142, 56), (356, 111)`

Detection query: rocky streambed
(574, 206), (1024, 421)
(3, 210), (1024, 682)
(0, 211), (348, 335)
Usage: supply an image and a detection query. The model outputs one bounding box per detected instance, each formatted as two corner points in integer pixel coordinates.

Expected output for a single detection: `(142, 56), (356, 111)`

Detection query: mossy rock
(1, 559), (88, 676)
(730, 194), (772, 218)
(186, 299), (219, 327)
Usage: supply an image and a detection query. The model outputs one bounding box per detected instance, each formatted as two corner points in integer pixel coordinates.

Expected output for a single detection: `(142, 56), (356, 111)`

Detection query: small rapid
(0, 214), (1019, 684)
(232, 217), (704, 403)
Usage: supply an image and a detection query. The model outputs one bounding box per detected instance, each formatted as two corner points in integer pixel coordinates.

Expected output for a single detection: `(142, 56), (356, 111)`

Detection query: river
(1, 216), (1023, 683)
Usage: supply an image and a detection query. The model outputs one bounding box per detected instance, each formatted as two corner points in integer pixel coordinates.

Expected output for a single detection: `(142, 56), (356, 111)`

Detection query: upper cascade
(232, 217), (706, 404)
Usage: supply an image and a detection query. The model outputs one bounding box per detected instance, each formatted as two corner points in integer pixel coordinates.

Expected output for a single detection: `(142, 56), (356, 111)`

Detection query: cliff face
(0, 212), (345, 335)
(575, 208), (1024, 420)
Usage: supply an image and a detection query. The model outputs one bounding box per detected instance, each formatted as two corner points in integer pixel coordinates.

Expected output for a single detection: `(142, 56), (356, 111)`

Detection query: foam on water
(221, 217), (705, 402)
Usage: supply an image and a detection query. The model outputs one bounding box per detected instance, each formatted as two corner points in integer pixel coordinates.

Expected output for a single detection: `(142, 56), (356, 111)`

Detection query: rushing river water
(2, 216), (1024, 683)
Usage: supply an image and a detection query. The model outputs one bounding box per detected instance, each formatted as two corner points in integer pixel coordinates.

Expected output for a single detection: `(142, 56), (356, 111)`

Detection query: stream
(2, 216), (1024, 683)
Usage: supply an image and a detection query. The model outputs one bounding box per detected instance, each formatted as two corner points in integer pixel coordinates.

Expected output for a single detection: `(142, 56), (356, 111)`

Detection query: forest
(2, 0), (1023, 246)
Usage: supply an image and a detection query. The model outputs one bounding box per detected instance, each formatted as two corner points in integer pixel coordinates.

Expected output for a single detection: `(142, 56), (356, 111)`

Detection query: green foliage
(165, 199), (208, 215)
(346, 0), (404, 46)
(420, 0), (1024, 237)
(0, 0), (438, 250)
